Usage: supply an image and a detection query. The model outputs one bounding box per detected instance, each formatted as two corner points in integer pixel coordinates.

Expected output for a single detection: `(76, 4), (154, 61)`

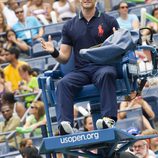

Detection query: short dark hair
(8, 46), (20, 59)
(2, 92), (16, 104)
(21, 146), (42, 158)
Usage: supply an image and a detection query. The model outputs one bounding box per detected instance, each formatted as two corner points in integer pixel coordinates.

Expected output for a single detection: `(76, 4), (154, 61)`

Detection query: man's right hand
(40, 35), (55, 54)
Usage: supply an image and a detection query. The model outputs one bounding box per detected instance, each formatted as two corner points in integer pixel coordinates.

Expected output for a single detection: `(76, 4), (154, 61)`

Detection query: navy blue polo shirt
(62, 8), (119, 68)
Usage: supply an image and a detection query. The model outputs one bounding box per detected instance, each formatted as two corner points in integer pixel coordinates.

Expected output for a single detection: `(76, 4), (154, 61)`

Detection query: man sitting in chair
(41, 0), (119, 135)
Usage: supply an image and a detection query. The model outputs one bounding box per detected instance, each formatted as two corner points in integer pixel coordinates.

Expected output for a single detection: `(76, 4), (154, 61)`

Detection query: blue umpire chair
(38, 38), (158, 157)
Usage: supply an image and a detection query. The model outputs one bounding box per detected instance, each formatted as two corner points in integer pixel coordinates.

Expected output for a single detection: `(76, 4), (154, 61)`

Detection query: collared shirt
(12, 16), (42, 41)
(62, 8), (119, 68)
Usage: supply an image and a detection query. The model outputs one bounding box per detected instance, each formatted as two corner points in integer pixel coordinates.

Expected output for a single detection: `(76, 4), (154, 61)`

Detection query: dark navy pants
(56, 64), (117, 126)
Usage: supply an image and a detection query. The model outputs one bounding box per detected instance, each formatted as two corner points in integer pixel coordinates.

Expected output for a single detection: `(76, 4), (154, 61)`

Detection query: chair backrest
(60, 50), (75, 75)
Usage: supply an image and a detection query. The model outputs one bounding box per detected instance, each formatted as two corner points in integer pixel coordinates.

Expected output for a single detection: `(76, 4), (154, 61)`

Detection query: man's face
(15, 8), (24, 21)
(133, 140), (148, 158)
(1, 105), (13, 121)
(80, 0), (96, 10)
(0, 49), (9, 62)
(3, 50), (13, 62)
(119, 2), (128, 15)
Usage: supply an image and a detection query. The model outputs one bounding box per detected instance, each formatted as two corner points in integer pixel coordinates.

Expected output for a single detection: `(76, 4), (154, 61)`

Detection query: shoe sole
(60, 121), (74, 135)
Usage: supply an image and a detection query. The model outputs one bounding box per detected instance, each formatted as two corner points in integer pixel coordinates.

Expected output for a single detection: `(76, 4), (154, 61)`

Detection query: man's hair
(2, 92), (16, 104)
(8, 46), (20, 59)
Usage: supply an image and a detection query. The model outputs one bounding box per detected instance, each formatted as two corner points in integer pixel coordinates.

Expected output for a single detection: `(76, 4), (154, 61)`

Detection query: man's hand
(40, 35), (55, 53)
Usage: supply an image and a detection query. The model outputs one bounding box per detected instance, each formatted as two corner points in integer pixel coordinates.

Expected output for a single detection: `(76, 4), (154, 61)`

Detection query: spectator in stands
(83, 115), (94, 131)
(15, 138), (33, 158)
(1, 92), (26, 119)
(73, 104), (89, 129)
(78, 115), (96, 158)
(0, 11), (10, 50)
(16, 101), (46, 136)
(4, 29), (30, 57)
(20, 146), (42, 158)
(118, 91), (155, 130)
(0, 103), (22, 151)
(132, 140), (156, 158)
(18, 64), (39, 108)
(141, 129), (158, 155)
(27, 0), (57, 25)
(12, 7), (44, 46)
(0, 68), (12, 110)
(22, 0), (34, 18)
(3, 46), (27, 92)
(0, 0), (19, 27)
(144, 8), (158, 35)
(116, 1), (139, 30)
(52, 0), (76, 21)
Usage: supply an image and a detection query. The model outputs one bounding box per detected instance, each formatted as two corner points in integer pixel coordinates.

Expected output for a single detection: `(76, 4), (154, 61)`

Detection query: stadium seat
(26, 56), (46, 71)
(0, 142), (9, 155)
(143, 95), (158, 121)
(153, 33), (158, 47)
(116, 107), (144, 132)
(31, 40), (59, 57)
(107, 10), (119, 19)
(129, 4), (154, 20)
(44, 22), (66, 42)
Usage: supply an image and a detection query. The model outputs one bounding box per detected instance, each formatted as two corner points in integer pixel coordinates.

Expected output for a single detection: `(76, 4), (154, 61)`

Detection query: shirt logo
(98, 24), (104, 37)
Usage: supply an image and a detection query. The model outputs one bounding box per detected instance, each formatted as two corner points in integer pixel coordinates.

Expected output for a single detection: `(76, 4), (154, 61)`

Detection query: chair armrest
(137, 45), (157, 54)
(44, 70), (63, 79)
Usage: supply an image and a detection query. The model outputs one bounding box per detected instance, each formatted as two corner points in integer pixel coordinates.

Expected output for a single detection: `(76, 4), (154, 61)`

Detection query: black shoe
(58, 121), (74, 135)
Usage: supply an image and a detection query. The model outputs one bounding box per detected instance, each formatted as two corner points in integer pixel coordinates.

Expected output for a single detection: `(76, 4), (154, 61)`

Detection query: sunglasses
(15, 10), (23, 14)
(120, 6), (128, 9)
